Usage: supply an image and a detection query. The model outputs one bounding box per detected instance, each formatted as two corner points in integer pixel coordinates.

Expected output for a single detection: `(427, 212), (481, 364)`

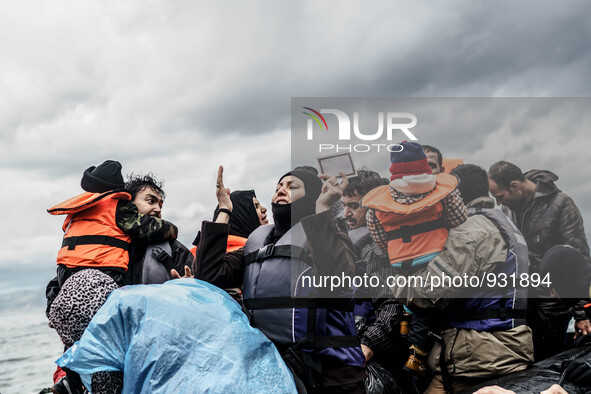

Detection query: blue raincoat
(57, 279), (296, 393)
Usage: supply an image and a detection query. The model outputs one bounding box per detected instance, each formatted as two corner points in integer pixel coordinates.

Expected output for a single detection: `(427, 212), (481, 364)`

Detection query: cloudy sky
(2, 0), (591, 296)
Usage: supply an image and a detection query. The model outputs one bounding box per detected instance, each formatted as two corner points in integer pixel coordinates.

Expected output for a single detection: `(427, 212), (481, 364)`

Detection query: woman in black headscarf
(194, 164), (365, 393)
(213, 189), (268, 240)
(192, 166), (268, 291)
(241, 167), (366, 393)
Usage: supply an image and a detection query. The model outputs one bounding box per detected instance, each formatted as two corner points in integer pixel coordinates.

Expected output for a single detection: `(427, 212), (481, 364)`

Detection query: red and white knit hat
(389, 141), (432, 181)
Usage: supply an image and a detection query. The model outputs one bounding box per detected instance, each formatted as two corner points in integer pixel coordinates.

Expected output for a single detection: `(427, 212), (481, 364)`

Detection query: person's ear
(509, 180), (520, 192)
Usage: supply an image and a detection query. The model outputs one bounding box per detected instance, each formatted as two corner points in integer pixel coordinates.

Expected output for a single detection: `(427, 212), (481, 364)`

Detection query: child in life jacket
(362, 141), (467, 378)
(46, 160), (180, 393)
(47, 160), (179, 289)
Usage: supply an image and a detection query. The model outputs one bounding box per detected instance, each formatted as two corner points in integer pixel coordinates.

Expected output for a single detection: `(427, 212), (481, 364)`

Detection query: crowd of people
(41, 142), (591, 394)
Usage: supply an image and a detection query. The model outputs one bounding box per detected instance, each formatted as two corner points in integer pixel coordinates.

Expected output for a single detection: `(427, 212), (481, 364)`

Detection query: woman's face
(253, 197), (268, 225)
(272, 175), (305, 205)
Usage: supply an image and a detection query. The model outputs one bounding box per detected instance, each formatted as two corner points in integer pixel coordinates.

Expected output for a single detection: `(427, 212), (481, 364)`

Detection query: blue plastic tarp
(57, 279), (297, 394)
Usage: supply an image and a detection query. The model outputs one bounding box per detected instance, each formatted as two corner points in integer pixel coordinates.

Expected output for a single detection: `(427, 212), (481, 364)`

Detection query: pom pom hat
(389, 141), (432, 181)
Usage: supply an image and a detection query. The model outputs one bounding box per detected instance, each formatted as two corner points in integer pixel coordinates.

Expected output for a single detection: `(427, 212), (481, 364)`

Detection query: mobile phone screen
(317, 153), (356, 178)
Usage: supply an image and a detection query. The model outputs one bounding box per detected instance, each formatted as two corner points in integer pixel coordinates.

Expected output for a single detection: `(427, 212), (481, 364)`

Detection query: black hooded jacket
(503, 170), (590, 273)
(503, 170), (591, 322)
(193, 190), (261, 289)
(212, 190), (261, 239)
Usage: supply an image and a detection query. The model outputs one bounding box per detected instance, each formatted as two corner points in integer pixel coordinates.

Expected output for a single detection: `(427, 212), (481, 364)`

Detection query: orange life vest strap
(62, 235), (130, 251)
(386, 217), (447, 243)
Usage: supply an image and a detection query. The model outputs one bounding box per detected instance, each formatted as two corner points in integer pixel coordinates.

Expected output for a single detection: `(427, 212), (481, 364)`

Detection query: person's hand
(215, 165), (232, 223)
(316, 172), (348, 213)
(574, 319), (591, 339)
(540, 384), (568, 394)
(473, 385), (515, 394)
(171, 265), (193, 279)
(361, 344), (374, 366)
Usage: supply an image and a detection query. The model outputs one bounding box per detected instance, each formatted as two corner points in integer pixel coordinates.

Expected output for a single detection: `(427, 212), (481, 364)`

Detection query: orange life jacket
(226, 235), (247, 252)
(443, 158), (464, 173)
(48, 190), (132, 270)
(361, 173), (458, 265)
(190, 234), (247, 258)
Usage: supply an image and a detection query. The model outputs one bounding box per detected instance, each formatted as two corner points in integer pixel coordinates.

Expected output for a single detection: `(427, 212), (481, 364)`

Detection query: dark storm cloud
(3, 0), (591, 272)
(164, 1), (591, 136)
(366, 1), (591, 97)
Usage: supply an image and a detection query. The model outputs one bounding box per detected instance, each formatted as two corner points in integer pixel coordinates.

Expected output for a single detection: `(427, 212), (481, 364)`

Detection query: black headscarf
(271, 169), (322, 240)
(213, 190), (261, 239)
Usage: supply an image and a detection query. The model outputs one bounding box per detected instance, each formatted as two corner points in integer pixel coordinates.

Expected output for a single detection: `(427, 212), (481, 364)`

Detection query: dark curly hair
(343, 168), (388, 197)
(450, 164), (489, 204)
(125, 173), (166, 201)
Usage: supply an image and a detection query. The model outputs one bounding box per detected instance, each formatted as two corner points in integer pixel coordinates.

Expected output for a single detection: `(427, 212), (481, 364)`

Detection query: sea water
(0, 308), (63, 394)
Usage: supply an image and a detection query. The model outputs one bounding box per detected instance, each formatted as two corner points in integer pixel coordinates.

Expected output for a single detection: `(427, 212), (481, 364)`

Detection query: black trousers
(408, 307), (444, 352)
(527, 302), (572, 362)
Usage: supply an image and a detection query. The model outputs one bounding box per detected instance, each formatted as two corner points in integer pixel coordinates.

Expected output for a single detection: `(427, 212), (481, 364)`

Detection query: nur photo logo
(302, 107), (418, 153)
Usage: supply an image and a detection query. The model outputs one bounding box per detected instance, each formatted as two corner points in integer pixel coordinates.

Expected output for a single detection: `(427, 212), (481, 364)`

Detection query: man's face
(133, 186), (163, 218)
(425, 151), (442, 174)
(272, 175), (305, 205)
(253, 197), (269, 225)
(488, 179), (523, 209)
(342, 192), (367, 229)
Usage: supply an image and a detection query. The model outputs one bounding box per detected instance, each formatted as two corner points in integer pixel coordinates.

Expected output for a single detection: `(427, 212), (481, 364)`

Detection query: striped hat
(389, 141), (432, 181)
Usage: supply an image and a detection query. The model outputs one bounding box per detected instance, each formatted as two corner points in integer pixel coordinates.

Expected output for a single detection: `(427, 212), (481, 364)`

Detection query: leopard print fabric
(49, 269), (119, 348)
(91, 371), (124, 394)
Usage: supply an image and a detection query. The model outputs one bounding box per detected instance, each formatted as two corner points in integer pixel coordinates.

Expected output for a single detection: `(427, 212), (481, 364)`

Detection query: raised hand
(215, 165), (232, 223)
(316, 172), (349, 213)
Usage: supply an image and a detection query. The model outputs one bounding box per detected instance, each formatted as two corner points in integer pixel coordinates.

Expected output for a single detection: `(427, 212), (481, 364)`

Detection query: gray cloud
(2, 1), (591, 278)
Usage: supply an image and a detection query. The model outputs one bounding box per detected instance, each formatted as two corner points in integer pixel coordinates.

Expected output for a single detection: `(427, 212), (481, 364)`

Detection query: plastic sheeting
(365, 361), (400, 394)
(462, 346), (591, 393)
(57, 279), (297, 394)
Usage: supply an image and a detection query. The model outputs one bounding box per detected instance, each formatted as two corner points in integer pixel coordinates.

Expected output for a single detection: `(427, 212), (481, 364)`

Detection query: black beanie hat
(293, 165), (319, 175)
(271, 168), (323, 240)
(539, 245), (591, 301)
(81, 160), (125, 193)
(284, 169), (322, 202)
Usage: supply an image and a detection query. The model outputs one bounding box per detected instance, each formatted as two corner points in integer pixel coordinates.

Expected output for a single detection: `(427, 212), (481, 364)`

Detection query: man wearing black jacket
(488, 161), (591, 361)
(121, 174), (193, 285)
